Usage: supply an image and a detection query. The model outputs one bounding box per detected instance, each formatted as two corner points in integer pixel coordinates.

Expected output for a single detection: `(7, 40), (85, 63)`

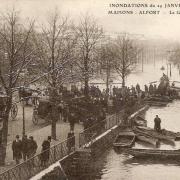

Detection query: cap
(16, 135), (19, 138)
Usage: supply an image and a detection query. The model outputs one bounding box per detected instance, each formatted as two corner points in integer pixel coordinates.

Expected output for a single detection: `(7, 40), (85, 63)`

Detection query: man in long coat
(41, 136), (51, 166)
(12, 135), (22, 164)
(154, 115), (161, 132)
(22, 135), (29, 161)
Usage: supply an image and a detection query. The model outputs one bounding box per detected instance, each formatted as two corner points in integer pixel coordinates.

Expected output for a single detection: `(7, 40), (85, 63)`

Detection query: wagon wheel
(11, 103), (18, 120)
(32, 108), (38, 125)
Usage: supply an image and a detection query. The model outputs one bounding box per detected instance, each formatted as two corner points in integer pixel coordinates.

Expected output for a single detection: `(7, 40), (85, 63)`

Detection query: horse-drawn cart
(18, 87), (40, 106)
(32, 99), (53, 125)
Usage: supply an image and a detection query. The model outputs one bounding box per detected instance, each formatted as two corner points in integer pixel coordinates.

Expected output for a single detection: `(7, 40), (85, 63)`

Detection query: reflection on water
(89, 63), (180, 180)
(92, 62), (180, 180)
(93, 148), (180, 180)
(93, 100), (180, 180)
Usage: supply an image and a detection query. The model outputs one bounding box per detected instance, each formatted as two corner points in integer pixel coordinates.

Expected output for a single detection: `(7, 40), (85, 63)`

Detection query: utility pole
(21, 86), (26, 136)
(167, 64), (169, 77)
(142, 48), (144, 72)
(153, 46), (156, 68)
(106, 57), (110, 98)
(22, 98), (25, 136)
(169, 63), (172, 77)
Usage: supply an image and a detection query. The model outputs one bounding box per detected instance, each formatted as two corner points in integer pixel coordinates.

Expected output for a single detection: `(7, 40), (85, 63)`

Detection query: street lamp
(169, 63), (172, 77)
(20, 87), (26, 136)
(19, 67), (27, 136)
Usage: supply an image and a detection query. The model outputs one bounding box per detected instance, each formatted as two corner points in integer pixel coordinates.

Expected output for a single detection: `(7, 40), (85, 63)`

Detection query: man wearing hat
(154, 115), (161, 132)
(12, 135), (22, 164)
(28, 136), (38, 159)
(41, 136), (51, 166)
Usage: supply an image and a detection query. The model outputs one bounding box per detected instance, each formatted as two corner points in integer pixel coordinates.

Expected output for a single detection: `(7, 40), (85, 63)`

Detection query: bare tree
(99, 38), (116, 97)
(114, 35), (137, 87)
(75, 14), (103, 97)
(33, 10), (77, 139)
(0, 9), (34, 164)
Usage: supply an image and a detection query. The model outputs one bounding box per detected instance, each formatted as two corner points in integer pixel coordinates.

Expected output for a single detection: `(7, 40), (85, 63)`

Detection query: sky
(0, 0), (180, 42)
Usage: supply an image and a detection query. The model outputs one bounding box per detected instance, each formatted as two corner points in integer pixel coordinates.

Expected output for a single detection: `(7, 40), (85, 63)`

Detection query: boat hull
(134, 116), (147, 127)
(136, 135), (157, 146)
(134, 126), (175, 145)
(113, 131), (136, 148)
(127, 148), (180, 159)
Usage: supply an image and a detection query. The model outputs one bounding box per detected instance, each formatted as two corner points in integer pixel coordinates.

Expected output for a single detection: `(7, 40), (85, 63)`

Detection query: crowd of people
(11, 73), (176, 166)
(11, 133), (76, 166)
(12, 135), (52, 166)
(12, 135), (37, 164)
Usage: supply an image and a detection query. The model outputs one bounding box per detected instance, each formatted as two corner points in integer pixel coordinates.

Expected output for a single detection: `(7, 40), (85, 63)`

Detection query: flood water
(92, 101), (180, 180)
(90, 61), (180, 180)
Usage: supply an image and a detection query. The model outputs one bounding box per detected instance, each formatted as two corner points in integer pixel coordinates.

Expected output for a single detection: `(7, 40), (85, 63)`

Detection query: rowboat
(134, 126), (175, 145)
(113, 130), (136, 148)
(144, 96), (173, 103)
(136, 135), (158, 146)
(144, 101), (168, 107)
(127, 148), (180, 159)
(134, 116), (147, 127)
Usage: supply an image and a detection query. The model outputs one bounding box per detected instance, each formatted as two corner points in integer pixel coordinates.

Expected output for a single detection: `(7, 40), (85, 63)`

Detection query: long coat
(28, 140), (38, 156)
(21, 138), (29, 154)
(41, 140), (50, 161)
(12, 140), (22, 160)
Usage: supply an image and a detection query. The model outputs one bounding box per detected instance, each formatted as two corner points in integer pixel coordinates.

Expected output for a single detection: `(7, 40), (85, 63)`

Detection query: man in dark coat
(68, 111), (76, 132)
(28, 136), (38, 158)
(41, 136), (51, 166)
(12, 135), (22, 164)
(136, 83), (141, 94)
(154, 115), (161, 132)
(149, 84), (154, 95)
(67, 131), (75, 153)
(144, 85), (149, 95)
(22, 135), (29, 161)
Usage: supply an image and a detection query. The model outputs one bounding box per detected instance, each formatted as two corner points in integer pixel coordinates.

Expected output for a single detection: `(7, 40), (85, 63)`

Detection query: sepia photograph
(0, 0), (180, 179)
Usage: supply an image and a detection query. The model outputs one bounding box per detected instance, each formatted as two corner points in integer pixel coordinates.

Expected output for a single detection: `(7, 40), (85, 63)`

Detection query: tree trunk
(1, 98), (11, 165)
(84, 57), (89, 98)
(84, 76), (89, 98)
(122, 74), (125, 88)
(49, 87), (58, 140)
(51, 104), (57, 140)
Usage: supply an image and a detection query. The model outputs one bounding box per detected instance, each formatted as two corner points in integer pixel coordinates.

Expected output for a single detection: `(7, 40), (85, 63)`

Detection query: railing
(78, 102), (146, 148)
(0, 137), (75, 180)
(0, 103), (145, 180)
(79, 113), (120, 148)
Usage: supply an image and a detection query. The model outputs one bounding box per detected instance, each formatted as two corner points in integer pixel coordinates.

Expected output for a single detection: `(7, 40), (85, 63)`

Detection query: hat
(16, 135), (19, 139)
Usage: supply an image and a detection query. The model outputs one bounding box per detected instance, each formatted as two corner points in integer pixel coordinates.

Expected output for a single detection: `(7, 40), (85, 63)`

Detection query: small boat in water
(127, 148), (180, 159)
(144, 101), (168, 107)
(134, 126), (175, 146)
(134, 116), (147, 127)
(113, 130), (136, 148)
(144, 96), (173, 103)
(136, 135), (158, 146)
